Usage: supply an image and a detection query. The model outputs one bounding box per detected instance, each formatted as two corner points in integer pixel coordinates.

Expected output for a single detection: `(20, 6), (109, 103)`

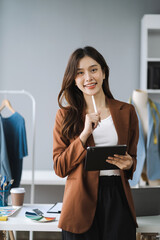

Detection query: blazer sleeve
(53, 109), (87, 178)
(125, 104), (139, 180)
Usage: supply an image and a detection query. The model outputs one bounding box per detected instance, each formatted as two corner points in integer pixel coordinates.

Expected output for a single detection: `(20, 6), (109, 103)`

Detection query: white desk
(0, 204), (61, 232)
(137, 215), (160, 233)
(1, 203), (160, 235)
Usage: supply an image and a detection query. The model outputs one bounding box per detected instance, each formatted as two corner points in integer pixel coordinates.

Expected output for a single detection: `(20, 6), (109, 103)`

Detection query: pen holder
(0, 189), (10, 207)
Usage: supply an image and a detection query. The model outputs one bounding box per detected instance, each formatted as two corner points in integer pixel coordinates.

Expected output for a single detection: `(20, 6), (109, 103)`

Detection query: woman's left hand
(106, 152), (133, 170)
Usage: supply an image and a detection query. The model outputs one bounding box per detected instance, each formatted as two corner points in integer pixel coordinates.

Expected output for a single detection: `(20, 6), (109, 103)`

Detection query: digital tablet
(84, 145), (127, 171)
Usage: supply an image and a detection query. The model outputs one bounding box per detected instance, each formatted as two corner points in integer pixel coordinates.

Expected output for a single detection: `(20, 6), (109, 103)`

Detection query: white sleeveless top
(92, 115), (120, 176)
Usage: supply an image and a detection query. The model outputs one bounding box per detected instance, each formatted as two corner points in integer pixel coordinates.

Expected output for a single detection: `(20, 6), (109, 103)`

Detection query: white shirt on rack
(92, 115), (120, 176)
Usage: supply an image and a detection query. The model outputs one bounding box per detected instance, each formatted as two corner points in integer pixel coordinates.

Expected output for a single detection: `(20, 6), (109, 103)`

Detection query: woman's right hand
(79, 112), (101, 146)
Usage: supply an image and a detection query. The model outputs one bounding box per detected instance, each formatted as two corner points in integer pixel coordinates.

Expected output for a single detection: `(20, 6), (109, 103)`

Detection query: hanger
(0, 99), (15, 113)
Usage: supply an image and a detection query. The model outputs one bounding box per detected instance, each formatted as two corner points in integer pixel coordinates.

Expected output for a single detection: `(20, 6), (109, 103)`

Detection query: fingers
(86, 113), (101, 129)
(106, 152), (133, 170)
(93, 115), (101, 129)
(82, 112), (101, 137)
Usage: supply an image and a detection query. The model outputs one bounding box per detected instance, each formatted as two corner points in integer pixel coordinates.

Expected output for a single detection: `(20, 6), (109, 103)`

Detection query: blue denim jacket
(129, 99), (160, 187)
(0, 115), (12, 182)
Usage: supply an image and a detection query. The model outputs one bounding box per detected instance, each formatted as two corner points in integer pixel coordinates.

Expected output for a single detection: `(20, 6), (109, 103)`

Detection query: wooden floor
(15, 232), (159, 240)
(0, 231), (62, 240)
(16, 232), (62, 240)
(0, 231), (158, 240)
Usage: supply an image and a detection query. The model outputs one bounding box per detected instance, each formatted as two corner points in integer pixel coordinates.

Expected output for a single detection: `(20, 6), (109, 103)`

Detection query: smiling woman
(53, 46), (139, 240)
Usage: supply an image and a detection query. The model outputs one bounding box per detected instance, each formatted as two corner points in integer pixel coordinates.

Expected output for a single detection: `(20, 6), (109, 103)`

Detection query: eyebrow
(77, 64), (98, 70)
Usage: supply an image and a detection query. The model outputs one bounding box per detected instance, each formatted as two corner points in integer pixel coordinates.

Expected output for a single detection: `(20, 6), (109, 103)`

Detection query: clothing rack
(0, 90), (36, 204)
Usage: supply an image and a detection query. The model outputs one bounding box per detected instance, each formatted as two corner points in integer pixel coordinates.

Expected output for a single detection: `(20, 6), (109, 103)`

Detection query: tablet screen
(84, 145), (127, 171)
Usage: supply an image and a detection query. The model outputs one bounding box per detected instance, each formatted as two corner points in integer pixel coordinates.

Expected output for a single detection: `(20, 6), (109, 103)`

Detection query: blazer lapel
(107, 98), (129, 145)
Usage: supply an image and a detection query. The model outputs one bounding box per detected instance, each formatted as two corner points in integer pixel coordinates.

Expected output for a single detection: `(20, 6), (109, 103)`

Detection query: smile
(84, 83), (97, 88)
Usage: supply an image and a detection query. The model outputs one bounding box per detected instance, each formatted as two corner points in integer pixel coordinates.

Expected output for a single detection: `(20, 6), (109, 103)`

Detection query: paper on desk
(47, 202), (62, 214)
(0, 206), (21, 217)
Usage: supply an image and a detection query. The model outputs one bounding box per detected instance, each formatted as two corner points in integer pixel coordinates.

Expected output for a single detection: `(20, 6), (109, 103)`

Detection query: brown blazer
(53, 97), (139, 234)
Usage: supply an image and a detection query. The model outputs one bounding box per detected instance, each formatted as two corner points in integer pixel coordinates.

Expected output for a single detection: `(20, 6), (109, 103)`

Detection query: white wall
(0, 0), (160, 171)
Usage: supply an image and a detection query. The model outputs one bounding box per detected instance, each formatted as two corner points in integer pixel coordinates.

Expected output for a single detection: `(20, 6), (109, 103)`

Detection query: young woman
(53, 46), (139, 240)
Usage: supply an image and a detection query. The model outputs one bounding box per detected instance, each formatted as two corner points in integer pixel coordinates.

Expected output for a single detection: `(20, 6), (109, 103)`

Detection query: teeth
(85, 83), (96, 87)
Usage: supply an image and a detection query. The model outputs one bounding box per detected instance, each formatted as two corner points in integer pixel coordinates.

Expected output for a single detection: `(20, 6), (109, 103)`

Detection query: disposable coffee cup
(10, 188), (25, 206)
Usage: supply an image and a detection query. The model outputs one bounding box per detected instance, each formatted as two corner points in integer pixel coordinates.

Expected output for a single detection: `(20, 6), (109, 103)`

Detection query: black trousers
(62, 176), (136, 240)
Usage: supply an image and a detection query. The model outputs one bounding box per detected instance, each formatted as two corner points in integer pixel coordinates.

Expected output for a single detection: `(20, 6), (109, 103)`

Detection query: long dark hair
(58, 46), (113, 140)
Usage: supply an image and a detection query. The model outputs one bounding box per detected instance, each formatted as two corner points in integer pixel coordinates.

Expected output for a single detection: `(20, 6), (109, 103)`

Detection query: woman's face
(75, 56), (105, 97)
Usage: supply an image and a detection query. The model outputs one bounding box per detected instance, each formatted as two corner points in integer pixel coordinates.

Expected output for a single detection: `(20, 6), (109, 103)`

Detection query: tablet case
(84, 145), (127, 171)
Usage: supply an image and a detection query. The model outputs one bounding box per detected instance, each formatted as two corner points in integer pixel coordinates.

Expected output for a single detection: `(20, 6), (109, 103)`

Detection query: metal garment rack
(0, 90), (36, 204)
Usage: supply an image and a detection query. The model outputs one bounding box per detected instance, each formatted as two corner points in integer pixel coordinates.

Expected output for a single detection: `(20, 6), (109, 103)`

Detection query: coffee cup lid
(10, 188), (25, 194)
